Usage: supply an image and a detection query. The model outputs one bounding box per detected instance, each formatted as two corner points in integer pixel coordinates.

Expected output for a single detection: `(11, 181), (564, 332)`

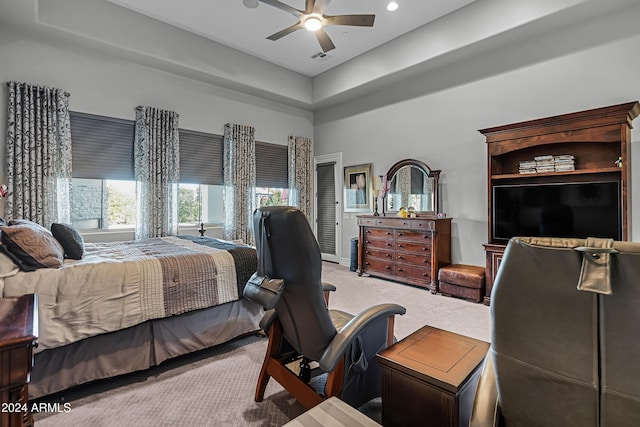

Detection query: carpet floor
(33, 262), (491, 426)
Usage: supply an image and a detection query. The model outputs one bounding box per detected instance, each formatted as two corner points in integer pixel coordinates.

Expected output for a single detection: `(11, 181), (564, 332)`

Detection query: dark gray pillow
(51, 223), (85, 260)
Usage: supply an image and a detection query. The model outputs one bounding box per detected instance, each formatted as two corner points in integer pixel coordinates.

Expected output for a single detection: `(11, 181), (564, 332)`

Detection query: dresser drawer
(363, 247), (394, 261)
(376, 218), (412, 228)
(364, 238), (395, 251)
(358, 217), (377, 227)
(396, 229), (432, 242)
(395, 264), (431, 284)
(396, 252), (431, 266)
(363, 258), (395, 275)
(396, 241), (432, 254)
(364, 227), (394, 239)
(410, 219), (436, 230)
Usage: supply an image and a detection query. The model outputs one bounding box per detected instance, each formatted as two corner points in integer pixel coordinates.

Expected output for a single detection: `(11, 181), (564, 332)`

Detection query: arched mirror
(384, 159), (440, 215)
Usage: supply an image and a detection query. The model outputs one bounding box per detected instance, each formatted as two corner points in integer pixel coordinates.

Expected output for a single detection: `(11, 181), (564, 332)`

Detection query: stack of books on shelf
(518, 155), (576, 174)
(535, 155), (555, 173)
(518, 160), (537, 174)
(553, 154), (575, 172)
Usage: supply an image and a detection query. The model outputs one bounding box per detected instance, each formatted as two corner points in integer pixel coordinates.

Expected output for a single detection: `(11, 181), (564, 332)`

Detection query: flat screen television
(492, 181), (621, 242)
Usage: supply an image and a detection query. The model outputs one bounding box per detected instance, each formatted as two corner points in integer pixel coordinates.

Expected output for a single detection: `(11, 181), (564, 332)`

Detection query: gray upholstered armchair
(244, 206), (406, 410)
(471, 237), (640, 427)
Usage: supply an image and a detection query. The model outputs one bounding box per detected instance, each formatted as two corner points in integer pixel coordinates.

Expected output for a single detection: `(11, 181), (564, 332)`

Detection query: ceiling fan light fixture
(387, 1), (399, 11)
(304, 17), (323, 32)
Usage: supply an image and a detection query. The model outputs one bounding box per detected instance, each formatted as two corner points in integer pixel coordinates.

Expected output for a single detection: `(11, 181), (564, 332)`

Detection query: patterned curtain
(288, 135), (313, 224)
(5, 81), (72, 227)
(134, 106), (180, 239)
(224, 123), (256, 245)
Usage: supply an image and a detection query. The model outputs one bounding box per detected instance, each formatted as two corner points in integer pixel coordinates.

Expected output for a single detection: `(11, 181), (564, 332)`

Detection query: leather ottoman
(438, 264), (485, 303)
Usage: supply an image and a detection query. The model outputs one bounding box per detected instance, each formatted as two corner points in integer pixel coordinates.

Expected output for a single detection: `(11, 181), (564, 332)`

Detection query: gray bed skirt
(30, 299), (263, 398)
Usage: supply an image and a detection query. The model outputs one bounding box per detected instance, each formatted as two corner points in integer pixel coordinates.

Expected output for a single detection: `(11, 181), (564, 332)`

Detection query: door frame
(314, 152), (342, 263)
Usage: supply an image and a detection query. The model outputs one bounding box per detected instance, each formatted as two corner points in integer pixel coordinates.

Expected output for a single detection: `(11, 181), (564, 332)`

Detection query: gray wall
(314, 32), (640, 266)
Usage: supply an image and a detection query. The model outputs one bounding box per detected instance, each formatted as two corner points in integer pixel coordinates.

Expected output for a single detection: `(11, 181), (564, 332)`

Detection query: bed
(0, 232), (262, 398)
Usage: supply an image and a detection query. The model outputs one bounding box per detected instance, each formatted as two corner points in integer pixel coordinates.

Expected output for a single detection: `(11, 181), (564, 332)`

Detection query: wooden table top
(377, 325), (489, 394)
(0, 294), (38, 345)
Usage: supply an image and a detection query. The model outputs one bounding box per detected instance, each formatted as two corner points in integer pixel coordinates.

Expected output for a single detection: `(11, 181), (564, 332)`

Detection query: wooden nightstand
(0, 294), (38, 427)
(376, 325), (489, 427)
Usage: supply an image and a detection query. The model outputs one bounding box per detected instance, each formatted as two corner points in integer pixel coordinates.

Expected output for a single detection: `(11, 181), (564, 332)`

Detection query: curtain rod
(5, 81), (70, 97)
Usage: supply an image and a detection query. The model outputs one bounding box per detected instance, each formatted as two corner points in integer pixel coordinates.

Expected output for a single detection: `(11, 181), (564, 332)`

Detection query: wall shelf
(478, 101), (640, 305)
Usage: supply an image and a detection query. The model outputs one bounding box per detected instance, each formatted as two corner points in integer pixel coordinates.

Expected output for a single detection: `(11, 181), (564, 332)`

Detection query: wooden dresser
(0, 294), (38, 427)
(357, 215), (452, 293)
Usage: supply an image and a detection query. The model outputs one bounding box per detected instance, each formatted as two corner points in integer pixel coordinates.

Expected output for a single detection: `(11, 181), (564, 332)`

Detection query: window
(256, 187), (289, 207)
(255, 141), (288, 208)
(71, 179), (136, 229)
(177, 184), (224, 226)
(69, 112), (288, 231)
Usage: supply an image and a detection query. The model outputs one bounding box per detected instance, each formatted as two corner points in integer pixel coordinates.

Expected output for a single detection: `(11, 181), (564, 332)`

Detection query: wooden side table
(376, 325), (489, 427)
(0, 294), (38, 427)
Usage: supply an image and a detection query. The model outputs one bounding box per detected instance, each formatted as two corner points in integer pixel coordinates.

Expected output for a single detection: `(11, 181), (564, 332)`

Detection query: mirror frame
(385, 159), (441, 215)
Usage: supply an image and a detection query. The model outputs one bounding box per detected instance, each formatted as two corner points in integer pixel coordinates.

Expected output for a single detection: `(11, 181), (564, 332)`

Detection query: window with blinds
(255, 141), (288, 207)
(179, 129), (223, 185)
(70, 111), (134, 180)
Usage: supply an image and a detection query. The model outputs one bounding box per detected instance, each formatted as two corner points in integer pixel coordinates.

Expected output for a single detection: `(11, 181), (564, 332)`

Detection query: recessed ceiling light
(242, 0), (259, 8)
(304, 17), (323, 31)
(387, 1), (399, 11)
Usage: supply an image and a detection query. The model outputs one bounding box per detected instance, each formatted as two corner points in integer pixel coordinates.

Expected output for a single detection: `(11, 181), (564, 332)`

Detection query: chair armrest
(322, 282), (337, 292)
(259, 308), (277, 331)
(470, 351), (501, 427)
(318, 303), (406, 372)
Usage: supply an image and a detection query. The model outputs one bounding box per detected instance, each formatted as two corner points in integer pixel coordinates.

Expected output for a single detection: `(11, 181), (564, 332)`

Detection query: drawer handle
(398, 255), (403, 260)
(366, 230), (371, 233)
(365, 250), (370, 254)
(422, 273), (428, 277)
(386, 243), (392, 246)
(423, 247), (428, 251)
(365, 262), (370, 265)
(386, 232), (392, 235)
(386, 253), (391, 258)
(386, 266), (391, 270)
(366, 240), (371, 244)
(398, 268), (403, 272)
(398, 244), (404, 248)
(423, 260), (429, 263)
(398, 232), (403, 236)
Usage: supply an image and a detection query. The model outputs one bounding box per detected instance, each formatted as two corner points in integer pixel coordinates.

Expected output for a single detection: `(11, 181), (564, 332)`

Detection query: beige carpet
(33, 262), (491, 426)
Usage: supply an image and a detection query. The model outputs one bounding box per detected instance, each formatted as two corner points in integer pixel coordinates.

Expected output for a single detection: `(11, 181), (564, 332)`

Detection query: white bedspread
(0, 237), (241, 352)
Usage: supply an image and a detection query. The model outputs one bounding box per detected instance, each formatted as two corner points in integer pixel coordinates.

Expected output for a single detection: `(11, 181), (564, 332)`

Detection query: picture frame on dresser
(344, 163), (372, 212)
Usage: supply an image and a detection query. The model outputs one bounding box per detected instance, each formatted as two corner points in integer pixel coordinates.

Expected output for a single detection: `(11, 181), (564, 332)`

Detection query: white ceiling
(104, 0), (477, 77)
(1, 0), (639, 112)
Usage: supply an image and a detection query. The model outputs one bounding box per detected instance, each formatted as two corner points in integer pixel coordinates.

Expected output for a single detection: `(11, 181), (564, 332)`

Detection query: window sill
(79, 225), (224, 243)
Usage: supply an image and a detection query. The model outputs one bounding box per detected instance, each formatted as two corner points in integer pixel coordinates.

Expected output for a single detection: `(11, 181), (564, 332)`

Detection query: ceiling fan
(253, 0), (375, 53)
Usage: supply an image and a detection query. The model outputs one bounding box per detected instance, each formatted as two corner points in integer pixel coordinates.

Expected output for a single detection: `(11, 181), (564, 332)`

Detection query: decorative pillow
(51, 223), (85, 260)
(0, 222), (64, 270)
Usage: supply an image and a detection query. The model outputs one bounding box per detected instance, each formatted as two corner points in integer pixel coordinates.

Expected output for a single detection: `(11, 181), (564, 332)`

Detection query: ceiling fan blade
(315, 28), (335, 52)
(312, 0), (331, 14)
(258, 0), (304, 18)
(304, 0), (315, 14)
(325, 14), (375, 27)
(266, 22), (304, 41)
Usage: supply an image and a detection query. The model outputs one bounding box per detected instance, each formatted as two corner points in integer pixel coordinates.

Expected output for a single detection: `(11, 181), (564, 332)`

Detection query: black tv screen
(493, 181), (621, 242)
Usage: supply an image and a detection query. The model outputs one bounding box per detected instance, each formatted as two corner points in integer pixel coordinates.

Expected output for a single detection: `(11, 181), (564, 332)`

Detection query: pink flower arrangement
(379, 175), (391, 199)
(0, 184), (7, 199)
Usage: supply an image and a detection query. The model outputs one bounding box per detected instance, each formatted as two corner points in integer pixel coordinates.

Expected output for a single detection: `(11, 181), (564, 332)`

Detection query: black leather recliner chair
(471, 237), (640, 427)
(245, 206), (406, 410)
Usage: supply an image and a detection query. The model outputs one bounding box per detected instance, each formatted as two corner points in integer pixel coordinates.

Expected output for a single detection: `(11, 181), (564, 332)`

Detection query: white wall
(314, 33), (640, 266)
(0, 25), (313, 183)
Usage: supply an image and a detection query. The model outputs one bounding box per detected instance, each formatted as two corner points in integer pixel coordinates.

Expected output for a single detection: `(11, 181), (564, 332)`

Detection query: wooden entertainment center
(479, 102), (640, 305)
